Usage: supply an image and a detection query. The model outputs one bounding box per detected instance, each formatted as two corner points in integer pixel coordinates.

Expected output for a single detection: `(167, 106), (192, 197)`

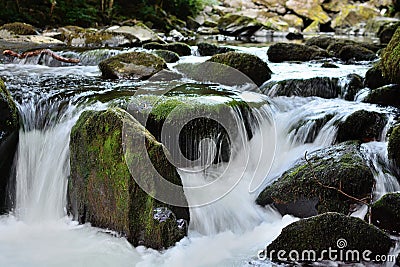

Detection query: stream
(0, 45), (399, 266)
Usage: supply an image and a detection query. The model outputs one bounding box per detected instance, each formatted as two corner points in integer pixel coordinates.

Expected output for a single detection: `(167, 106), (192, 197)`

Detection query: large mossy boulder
(256, 143), (374, 217)
(217, 14), (263, 37)
(381, 27), (400, 84)
(337, 45), (377, 62)
(267, 213), (393, 263)
(371, 193), (400, 235)
(197, 42), (234, 56)
(364, 64), (390, 90)
(207, 52), (272, 86)
(0, 22), (37, 35)
(153, 50), (180, 63)
(0, 79), (19, 214)
(143, 42), (191, 56)
(285, 0), (330, 24)
(336, 110), (387, 143)
(388, 124), (400, 167)
(267, 43), (329, 63)
(98, 52), (167, 80)
(69, 108), (189, 249)
(331, 5), (380, 29)
(364, 84), (400, 107)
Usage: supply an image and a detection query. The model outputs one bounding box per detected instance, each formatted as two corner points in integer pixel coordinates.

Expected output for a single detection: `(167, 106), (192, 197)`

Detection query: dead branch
(2, 49), (80, 64)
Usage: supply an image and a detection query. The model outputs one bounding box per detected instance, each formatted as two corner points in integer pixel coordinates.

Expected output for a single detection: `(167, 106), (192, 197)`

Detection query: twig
(3, 49), (80, 64)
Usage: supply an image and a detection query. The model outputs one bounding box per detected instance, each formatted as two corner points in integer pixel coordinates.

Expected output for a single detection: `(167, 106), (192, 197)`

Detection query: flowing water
(0, 46), (398, 266)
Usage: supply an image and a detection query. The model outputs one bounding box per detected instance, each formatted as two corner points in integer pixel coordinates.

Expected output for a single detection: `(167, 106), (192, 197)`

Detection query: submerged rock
(0, 79), (19, 213)
(371, 193), (400, 235)
(217, 14), (263, 37)
(69, 108), (189, 249)
(267, 43), (329, 63)
(364, 84), (400, 107)
(0, 22), (37, 35)
(143, 42), (191, 56)
(197, 42), (234, 56)
(267, 212), (392, 263)
(257, 143), (374, 217)
(336, 110), (387, 143)
(381, 27), (400, 84)
(98, 52), (167, 79)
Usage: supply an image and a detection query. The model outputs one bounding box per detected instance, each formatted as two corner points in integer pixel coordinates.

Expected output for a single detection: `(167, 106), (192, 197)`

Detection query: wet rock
(256, 143), (374, 217)
(381, 27), (400, 84)
(388, 124), (400, 167)
(217, 14), (263, 37)
(197, 42), (235, 56)
(378, 21), (400, 44)
(331, 5), (380, 29)
(285, 32), (303, 40)
(364, 64), (390, 89)
(371, 193), (400, 235)
(306, 36), (380, 55)
(326, 40), (380, 58)
(143, 42), (191, 56)
(342, 73), (364, 101)
(267, 212), (392, 263)
(153, 50), (180, 63)
(305, 36), (335, 49)
(267, 43), (329, 63)
(285, 0), (331, 24)
(337, 110), (387, 143)
(303, 21), (320, 33)
(98, 52), (167, 80)
(262, 77), (341, 98)
(337, 45), (377, 62)
(207, 51), (272, 86)
(321, 62), (339, 68)
(0, 22), (37, 35)
(364, 84), (400, 107)
(288, 114), (335, 144)
(0, 79), (19, 214)
(69, 108), (189, 249)
(106, 23), (164, 44)
(365, 17), (400, 38)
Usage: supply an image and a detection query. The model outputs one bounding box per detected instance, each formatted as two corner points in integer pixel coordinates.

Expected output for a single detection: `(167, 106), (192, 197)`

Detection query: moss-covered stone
(364, 63), (390, 90)
(306, 36), (380, 55)
(388, 124), (400, 167)
(197, 42), (235, 56)
(267, 43), (329, 63)
(207, 51), (272, 86)
(256, 143), (374, 217)
(68, 108), (189, 249)
(342, 73), (364, 101)
(331, 5), (380, 29)
(153, 50), (180, 63)
(337, 110), (387, 143)
(143, 42), (191, 56)
(364, 84), (400, 107)
(0, 78), (19, 214)
(321, 62), (339, 68)
(0, 22), (37, 35)
(217, 14), (263, 37)
(267, 212), (393, 263)
(98, 52), (167, 80)
(378, 21), (400, 44)
(285, 0), (331, 24)
(337, 45), (377, 62)
(371, 193), (400, 235)
(381, 27), (400, 84)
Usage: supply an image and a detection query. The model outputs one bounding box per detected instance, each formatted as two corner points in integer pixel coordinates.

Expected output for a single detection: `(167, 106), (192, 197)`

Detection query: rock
(69, 108), (189, 249)
(378, 21), (400, 44)
(256, 143), (374, 217)
(322, 0), (348, 12)
(0, 79), (19, 214)
(303, 21), (320, 32)
(143, 42), (192, 56)
(388, 124), (400, 167)
(169, 29), (185, 41)
(285, 32), (303, 40)
(381, 27), (400, 84)
(337, 110), (387, 143)
(371, 193), (400, 235)
(332, 4), (380, 29)
(337, 45), (377, 62)
(197, 42), (235, 56)
(267, 43), (329, 63)
(252, 0), (287, 14)
(288, 114), (335, 144)
(207, 51), (272, 86)
(306, 36), (380, 55)
(364, 64), (390, 89)
(364, 17), (399, 38)
(98, 52), (167, 79)
(321, 62), (339, 68)
(217, 14), (263, 37)
(305, 36), (335, 49)
(364, 84), (400, 107)
(263, 16), (289, 31)
(285, 0), (331, 24)
(0, 22), (37, 35)
(197, 26), (220, 35)
(106, 23), (164, 44)
(281, 14), (304, 29)
(153, 50), (180, 63)
(342, 73), (364, 101)
(262, 77), (341, 98)
(267, 213), (392, 263)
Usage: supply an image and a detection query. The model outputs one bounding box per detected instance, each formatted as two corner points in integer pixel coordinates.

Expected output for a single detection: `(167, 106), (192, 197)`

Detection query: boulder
(153, 50), (180, 63)
(388, 124), (400, 167)
(285, 32), (303, 40)
(378, 21), (400, 44)
(322, 0), (348, 12)
(267, 43), (329, 63)
(252, 0), (287, 14)
(98, 52), (167, 79)
(69, 108), (189, 249)
(256, 143), (374, 217)
(321, 62), (339, 68)
(303, 21), (320, 33)
(337, 45), (377, 62)
(281, 14), (304, 29)
(207, 51), (272, 86)
(106, 23), (164, 44)
(0, 22), (37, 35)
(143, 42), (192, 56)
(381, 27), (400, 84)
(217, 14), (263, 37)
(336, 110), (387, 143)
(331, 5), (380, 29)
(363, 84), (400, 107)
(267, 213), (392, 263)
(0, 79), (19, 214)
(305, 36), (335, 49)
(364, 17), (400, 38)
(285, 0), (331, 24)
(306, 36), (380, 54)
(326, 40), (380, 57)
(371, 193), (400, 234)
(342, 73), (364, 101)
(197, 42), (235, 56)
(364, 64), (390, 89)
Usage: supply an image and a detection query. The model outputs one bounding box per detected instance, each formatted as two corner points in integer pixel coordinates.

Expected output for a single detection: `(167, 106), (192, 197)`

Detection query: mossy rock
(388, 124), (400, 167)
(331, 5), (380, 29)
(0, 22), (37, 35)
(321, 62), (339, 68)
(364, 63), (390, 90)
(68, 108), (189, 249)
(336, 110), (387, 143)
(98, 52), (167, 79)
(0, 79), (19, 214)
(378, 22), (400, 44)
(342, 73), (364, 101)
(267, 212), (393, 263)
(153, 50), (180, 63)
(337, 45), (377, 62)
(285, 0), (331, 24)
(305, 36), (336, 49)
(207, 51), (272, 86)
(381, 27), (400, 84)
(217, 14), (263, 37)
(267, 43), (329, 63)
(143, 42), (191, 56)
(256, 143), (374, 217)
(371, 193), (400, 235)
(197, 42), (235, 56)
(363, 84), (400, 107)
(262, 77), (341, 98)
(288, 113), (335, 144)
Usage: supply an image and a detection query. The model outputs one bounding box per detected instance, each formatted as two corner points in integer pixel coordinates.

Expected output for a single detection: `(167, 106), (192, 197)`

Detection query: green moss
(381, 27), (400, 84)
(0, 22), (36, 35)
(388, 124), (400, 166)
